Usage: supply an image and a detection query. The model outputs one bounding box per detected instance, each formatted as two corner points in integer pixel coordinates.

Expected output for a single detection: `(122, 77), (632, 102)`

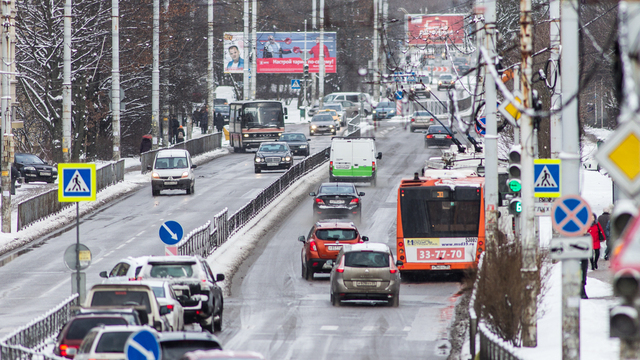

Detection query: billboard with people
(404, 14), (465, 46)
(223, 32), (337, 74)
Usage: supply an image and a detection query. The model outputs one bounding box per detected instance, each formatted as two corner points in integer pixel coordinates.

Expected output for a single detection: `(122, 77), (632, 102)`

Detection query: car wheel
(331, 292), (341, 307)
(304, 262), (314, 281)
(46, 179), (55, 184)
(306, 150), (310, 157)
(191, 182), (195, 194)
(152, 189), (160, 196)
(203, 315), (215, 334)
(255, 167), (261, 174)
(389, 294), (399, 307)
(213, 307), (223, 332)
(410, 127), (415, 133)
(372, 176), (377, 187)
(186, 184), (192, 195)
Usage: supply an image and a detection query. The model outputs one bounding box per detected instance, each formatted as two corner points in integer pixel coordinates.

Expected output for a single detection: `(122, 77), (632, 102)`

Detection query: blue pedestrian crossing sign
(159, 220), (184, 245)
(125, 329), (160, 360)
(534, 159), (561, 198)
(58, 163), (97, 202)
(291, 79), (301, 89)
(551, 194), (592, 237)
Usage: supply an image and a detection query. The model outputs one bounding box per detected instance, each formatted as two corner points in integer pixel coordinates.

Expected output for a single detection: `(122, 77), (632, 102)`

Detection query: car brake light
(426, 135), (433, 139)
(372, 161), (375, 172)
(166, 304), (174, 310)
(446, 135), (452, 139)
(330, 161), (333, 171)
(430, 118), (434, 122)
(350, 198), (359, 204)
(411, 118), (415, 122)
(336, 256), (345, 273)
(310, 240), (317, 252)
(315, 198), (325, 204)
(389, 254), (399, 273)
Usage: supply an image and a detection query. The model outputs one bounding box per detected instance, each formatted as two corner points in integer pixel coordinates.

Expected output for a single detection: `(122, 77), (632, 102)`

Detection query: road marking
(362, 326), (376, 331)
(136, 231), (146, 236)
(116, 243), (126, 249)
(39, 279), (68, 298)
(403, 326), (412, 332)
(126, 237), (136, 243)
(320, 325), (338, 331)
(406, 307), (440, 341)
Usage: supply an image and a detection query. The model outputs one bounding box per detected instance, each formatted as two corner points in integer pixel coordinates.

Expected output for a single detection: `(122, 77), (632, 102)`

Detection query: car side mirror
(284, 108), (288, 115)
(99, 271), (108, 278)
(396, 260), (404, 267)
(358, 192), (365, 196)
(362, 236), (369, 242)
(191, 164), (198, 169)
(147, 165), (152, 171)
(298, 236), (306, 243)
(153, 320), (163, 331)
(376, 152), (382, 160)
(160, 305), (171, 315)
(324, 150), (329, 159)
(307, 138), (311, 141)
(216, 274), (225, 282)
(309, 192), (316, 196)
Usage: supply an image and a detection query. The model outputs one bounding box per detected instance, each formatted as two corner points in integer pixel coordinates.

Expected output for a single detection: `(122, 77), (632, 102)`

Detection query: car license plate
(435, 135), (446, 139)
(329, 200), (344, 204)
(431, 265), (451, 270)
(335, 163), (350, 170)
(164, 181), (178, 185)
(355, 281), (377, 287)
(327, 245), (341, 251)
(40, 171), (51, 176)
(267, 163), (278, 166)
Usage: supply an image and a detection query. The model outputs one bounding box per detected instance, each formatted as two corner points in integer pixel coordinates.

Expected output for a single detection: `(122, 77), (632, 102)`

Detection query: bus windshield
(243, 103), (284, 129)
(400, 187), (480, 237)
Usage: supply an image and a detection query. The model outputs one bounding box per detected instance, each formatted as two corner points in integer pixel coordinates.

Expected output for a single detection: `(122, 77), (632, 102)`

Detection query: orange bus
(396, 171), (485, 274)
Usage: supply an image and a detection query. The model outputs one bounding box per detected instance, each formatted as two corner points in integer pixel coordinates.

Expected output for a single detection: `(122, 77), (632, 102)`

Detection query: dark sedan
(254, 142), (293, 173)
(310, 182), (365, 223)
(279, 133), (310, 156)
(309, 114), (336, 136)
(425, 125), (455, 148)
(15, 153), (58, 184)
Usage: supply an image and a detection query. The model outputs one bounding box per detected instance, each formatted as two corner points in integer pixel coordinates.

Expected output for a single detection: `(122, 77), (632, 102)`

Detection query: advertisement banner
(223, 32), (337, 74)
(405, 14), (465, 46)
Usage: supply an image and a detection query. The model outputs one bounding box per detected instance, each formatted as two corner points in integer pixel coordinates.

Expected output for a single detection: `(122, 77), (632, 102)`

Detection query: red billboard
(405, 14), (465, 46)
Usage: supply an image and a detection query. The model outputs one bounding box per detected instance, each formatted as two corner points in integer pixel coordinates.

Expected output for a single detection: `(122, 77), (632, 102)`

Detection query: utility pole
(112, 0), (120, 161)
(243, 0), (249, 100)
(311, 0), (317, 106)
(318, 0), (325, 107)
(63, 0), (72, 161)
(1, 0), (14, 233)
(519, 0), (538, 347)
(381, 0), (388, 92)
(251, 0), (257, 100)
(372, 0), (379, 103)
(208, 0), (215, 134)
(152, 0), (160, 149)
(549, 0), (561, 159)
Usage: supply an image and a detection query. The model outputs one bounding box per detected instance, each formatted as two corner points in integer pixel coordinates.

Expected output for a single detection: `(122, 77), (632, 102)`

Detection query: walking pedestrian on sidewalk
(587, 213), (605, 270)
(599, 204), (613, 260)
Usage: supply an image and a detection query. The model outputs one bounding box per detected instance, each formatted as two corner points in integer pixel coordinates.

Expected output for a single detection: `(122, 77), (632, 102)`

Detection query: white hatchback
(149, 149), (196, 196)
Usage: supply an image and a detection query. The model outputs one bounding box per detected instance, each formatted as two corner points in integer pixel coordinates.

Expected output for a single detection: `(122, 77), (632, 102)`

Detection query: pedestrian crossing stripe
(534, 159), (561, 198)
(58, 163), (97, 202)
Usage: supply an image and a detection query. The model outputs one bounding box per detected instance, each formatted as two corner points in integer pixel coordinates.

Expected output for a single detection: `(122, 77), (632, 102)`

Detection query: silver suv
(149, 149), (197, 196)
(139, 256), (225, 333)
(330, 242), (401, 307)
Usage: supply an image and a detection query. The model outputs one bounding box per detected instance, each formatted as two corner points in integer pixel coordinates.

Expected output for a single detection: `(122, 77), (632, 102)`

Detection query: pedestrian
(200, 107), (209, 133)
(580, 258), (589, 299)
(175, 125), (185, 143)
(587, 212), (605, 270)
(599, 204), (613, 260)
(214, 111), (224, 133)
(140, 134), (152, 154)
(171, 116), (180, 144)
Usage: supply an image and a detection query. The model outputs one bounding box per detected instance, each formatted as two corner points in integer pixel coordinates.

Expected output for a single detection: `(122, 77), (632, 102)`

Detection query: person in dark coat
(140, 134), (153, 154)
(175, 125), (185, 143)
(214, 111), (224, 133)
(599, 205), (613, 260)
(200, 107), (209, 133)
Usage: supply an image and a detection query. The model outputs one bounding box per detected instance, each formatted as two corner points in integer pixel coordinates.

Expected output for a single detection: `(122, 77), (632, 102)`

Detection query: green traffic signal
(508, 179), (522, 192)
(509, 198), (522, 214)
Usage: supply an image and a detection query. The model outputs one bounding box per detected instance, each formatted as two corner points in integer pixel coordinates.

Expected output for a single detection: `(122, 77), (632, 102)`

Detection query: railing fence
(141, 132), (222, 174)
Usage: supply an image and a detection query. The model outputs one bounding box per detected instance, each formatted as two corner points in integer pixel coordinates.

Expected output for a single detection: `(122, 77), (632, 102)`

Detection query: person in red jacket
(308, 37), (330, 59)
(587, 213), (605, 270)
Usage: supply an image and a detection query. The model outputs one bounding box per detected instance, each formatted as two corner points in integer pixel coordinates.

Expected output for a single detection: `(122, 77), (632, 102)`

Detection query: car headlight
(181, 171), (189, 178)
(25, 166), (36, 171)
(243, 133), (249, 138)
(284, 156), (291, 161)
(152, 172), (160, 179)
(390, 110), (395, 114)
(373, 110), (377, 113)
(255, 157), (263, 163)
(299, 145), (307, 148)
(311, 125), (317, 129)
(438, 81), (442, 85)
(329, 124), (334, 128)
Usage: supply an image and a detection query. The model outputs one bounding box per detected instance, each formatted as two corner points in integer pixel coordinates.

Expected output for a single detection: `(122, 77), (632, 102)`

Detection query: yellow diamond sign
(596, 120), (640, 196)
(498, 91), (523, 127)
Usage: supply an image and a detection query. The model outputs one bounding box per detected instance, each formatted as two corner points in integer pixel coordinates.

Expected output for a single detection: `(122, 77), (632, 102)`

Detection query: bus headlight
(311, 125), (317, 129)
(243, 133), (249, 138)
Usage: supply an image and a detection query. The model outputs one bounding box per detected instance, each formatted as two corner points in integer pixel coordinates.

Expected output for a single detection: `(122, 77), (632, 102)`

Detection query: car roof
(156, 149), (190, 157)
(182, 350), (265, 359)
(281, 132), (305, 136)
(90, 324), (148, 334)
(78, 308), (139, 315)
(343, 242), (389, 253)
(146, 256), (199, 265)
(90, 283), (154, 291)
(157, 331), (221, 343)
(314, 219), (358, 229)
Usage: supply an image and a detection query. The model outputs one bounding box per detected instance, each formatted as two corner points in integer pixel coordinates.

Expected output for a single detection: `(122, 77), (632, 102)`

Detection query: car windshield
(312, 115), (333, 122)
(377, 102), (393, 108)
(429, 126), (450, 133)
(321, 110), (337, 116)
(151, 286), (166, 299)
(95, 331), (134, 353)
(318, 185), (356, 195)
(155, 157), (188, 169)
(345, 95), (359, 102)
(440, 75), (453, 80)
(214, 106), (230, 114)
(259, 143), (287, 152)
(16, 154), (46, 165)
(315, 229), (357, 240)
(323, 104), (341, 111)
(90, 290), (152, 313)
(413, 112), (429, 117)
(161, 340), (222, 360)
(149, 264), (195, 278)
(66, 318), (128, 340)
(344, 251), (389, 268)
(454, 57), (466, 64)
(280, 134), (306, 142)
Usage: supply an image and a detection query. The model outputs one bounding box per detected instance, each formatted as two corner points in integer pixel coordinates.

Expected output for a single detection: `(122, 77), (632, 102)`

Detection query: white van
(323, 92), (372, 115)
(329, 137), (382, 186)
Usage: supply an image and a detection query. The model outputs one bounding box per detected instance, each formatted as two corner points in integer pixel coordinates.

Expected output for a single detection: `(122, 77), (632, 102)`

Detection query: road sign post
(58, 163), (97, 304)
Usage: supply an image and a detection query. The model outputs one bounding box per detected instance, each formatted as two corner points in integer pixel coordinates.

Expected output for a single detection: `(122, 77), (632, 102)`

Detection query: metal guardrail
(0, 294), (78, 360)
(17, 159), (126, 231)
(141, 132), (222, 174)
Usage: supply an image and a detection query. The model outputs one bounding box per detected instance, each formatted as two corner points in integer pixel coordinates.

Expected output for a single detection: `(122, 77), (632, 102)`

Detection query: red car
(54, 315), (130, 358)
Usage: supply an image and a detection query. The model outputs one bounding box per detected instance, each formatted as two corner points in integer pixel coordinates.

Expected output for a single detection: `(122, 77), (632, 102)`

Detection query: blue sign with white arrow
(159, 220), (184, 245)
(291, 79), (301, 89)
(125, 329), (160, 360)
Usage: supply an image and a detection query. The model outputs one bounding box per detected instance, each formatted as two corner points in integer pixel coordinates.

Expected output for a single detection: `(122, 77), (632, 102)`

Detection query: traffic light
(610, 269), (640, 339)
(507, 145), (522, 215)
(303, 64), (309, 79)
(610, 200), (638, 244)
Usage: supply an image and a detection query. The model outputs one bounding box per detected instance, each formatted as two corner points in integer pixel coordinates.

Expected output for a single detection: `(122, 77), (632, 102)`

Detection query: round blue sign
(125, 329), (160, 360)
(159, 220), (184, 245)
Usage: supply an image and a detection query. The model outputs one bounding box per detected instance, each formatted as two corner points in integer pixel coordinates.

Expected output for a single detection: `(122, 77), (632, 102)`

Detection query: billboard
(223, 32), (337, 74)
(405, 14), (465, 46)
